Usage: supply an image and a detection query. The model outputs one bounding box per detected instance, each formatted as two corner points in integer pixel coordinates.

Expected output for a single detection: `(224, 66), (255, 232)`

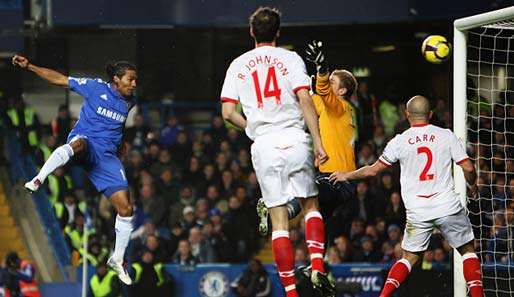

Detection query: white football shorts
(251, 131), (318, 208)
(402, 208), (475, 252)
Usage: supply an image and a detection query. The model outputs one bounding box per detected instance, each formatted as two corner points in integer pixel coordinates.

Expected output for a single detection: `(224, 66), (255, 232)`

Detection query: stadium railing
(3, 129), (71, 280)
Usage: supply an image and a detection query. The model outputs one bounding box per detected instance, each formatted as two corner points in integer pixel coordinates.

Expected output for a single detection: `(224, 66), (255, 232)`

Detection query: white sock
(112, 214), (134, 263)
(35, 144), (74, 183)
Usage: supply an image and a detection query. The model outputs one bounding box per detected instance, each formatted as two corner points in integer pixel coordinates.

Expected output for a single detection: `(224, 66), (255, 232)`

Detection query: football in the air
(421, 35), (452, 64)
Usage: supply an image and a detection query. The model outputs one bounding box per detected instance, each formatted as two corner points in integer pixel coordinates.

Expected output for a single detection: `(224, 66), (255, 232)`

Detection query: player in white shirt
(329, 96), (483, 297)
(220, 7), (334, 297)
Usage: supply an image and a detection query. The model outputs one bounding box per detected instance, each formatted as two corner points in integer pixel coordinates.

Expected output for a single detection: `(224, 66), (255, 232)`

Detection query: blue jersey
(68, 77), (134, 153)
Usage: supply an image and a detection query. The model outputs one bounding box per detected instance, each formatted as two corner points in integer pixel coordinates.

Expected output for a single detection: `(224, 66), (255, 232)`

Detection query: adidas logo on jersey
(96, 106), (126, 122)
(100, 94), (108, 100)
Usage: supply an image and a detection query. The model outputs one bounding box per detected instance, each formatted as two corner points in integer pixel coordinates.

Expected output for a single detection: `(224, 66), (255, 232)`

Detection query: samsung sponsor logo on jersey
(96, 106), (126, 122)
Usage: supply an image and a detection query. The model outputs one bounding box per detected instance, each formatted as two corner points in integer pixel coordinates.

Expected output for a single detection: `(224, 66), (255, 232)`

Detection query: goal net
(454, 6), (514, 297)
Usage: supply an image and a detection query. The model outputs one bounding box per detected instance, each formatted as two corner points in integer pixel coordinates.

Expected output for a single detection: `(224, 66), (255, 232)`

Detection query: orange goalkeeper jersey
(312, 72), (356, 173)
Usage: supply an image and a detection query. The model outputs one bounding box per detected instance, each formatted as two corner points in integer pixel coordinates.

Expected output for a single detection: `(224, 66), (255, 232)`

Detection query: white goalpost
(454, 6), (514, 297)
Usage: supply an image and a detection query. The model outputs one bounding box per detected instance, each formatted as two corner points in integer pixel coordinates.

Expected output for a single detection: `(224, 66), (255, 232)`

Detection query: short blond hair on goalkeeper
(331, 69), (357, 100)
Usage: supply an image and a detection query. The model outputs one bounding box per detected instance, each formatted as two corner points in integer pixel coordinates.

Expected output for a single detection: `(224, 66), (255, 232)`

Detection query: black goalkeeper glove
(305, 40), (328, 74)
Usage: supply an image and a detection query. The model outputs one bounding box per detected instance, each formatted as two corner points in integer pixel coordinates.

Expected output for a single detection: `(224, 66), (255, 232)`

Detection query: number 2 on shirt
(417, 146), (434, 181)
(251, 67), (281, 108)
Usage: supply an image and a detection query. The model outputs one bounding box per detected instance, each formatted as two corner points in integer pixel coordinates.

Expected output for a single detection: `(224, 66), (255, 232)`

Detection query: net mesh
(466, 20), (514, 297)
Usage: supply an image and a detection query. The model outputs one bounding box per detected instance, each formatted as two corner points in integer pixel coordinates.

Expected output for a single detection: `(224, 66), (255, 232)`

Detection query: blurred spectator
(47, 167), (73, 206)
(492, 177), (508, 209)
(65, 214), (94, 252)
(387, 224), (402, 247)
(89, 262), (120, 297)
(223, 196), (255, 262)
(35, 135), (57, 167)
(372, 126), (387, 153)
(334, 235), (353, 262)
(140, 183), (168, 229)
(170, 131), (191, 169)
(378, 99), (400, 136)
(125, 114), (150, 151)
(216, 154), (229, 174)
(6, 99), (40, 154)
(357, 143), (377, 167)
(74, 235), (109, 267)
(372, 172), (398, 210)
(150, 149), (175, 178)
(156, 168), (180, 206)
(238, 149), (253, 175)
(353, 236), (381, 262)
(51, 104), (72, 145)
(195, 199), (210, 227)
(219, 169), (236, 198)
(384, 192), (406, 229)
(326, 247), (342, 265)
(206, 115), (227, 144)
(231, 259), (271, 297)
(365, 224), (381, 250)
(434, 248), (447, 265)
(145, 141), (162, 167)
(168, 185), (195, 228)
(245, 172), (261, 201)
(289, 228), (304, 249)
(349, 219), (366, 249)
(226, 129), (250, 154)
(184, 156), (203, 189)
(143, 234), (171, 263)
(160, 116), (183, 148)
(355, 81), (374, 141)
(201, 132), (217, 159)
(421, 250), (435, 270)
(348, 182), (375, 224)
(0, 252), (36, 297)
(125, 150), (145, 186)
(172, 240), (198, 266)
(54, 191), (86, 229)
(18, 256), (40, 297)
(486, 212), (509, 263)
(205, 185), (221, 210)
(180, 206), (198, 233)
(197, 164), (220, 196)
(189, 226), (216, 263)
(294, 246), (309, 267)
(130, 249), (173, 297)
(380, 241), (396, 263)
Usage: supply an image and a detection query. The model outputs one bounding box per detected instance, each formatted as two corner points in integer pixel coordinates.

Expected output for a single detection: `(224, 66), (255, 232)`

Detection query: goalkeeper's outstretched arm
(12, 54), (69, 87)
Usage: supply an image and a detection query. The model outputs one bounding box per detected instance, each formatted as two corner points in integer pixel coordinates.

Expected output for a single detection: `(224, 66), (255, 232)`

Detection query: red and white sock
(380, 258), (412, 297)
(272, 230), (298, 297)
(305, 211), (325, 273)
(463, 253), (483, 297)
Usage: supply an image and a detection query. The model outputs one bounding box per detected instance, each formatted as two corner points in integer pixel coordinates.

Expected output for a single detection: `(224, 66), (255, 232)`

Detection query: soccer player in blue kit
(12, 54), (135, 285)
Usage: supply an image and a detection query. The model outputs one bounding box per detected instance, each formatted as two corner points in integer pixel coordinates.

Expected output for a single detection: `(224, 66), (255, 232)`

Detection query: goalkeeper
(257, 41), (358, 245)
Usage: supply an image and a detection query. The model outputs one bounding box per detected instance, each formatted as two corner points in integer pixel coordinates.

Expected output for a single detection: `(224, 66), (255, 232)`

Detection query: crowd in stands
(9, 79), (512, 275)
(466, 92), (514, 264)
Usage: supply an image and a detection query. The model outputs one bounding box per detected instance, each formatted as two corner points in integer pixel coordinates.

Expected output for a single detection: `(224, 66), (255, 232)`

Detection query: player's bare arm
(297, 89), (328, 164)
(329, 160), (388, 183)
(12, 54), (69, 87)
(458, 159), (478, 197)
(221, 101), (247, 130)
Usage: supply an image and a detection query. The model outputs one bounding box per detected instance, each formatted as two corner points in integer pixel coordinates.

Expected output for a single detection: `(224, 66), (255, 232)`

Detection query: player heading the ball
(12, 54), (136, 285)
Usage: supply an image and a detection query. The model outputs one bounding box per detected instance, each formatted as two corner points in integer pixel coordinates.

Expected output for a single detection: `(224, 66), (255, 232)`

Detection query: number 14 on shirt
(251, 67), (282, 108)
